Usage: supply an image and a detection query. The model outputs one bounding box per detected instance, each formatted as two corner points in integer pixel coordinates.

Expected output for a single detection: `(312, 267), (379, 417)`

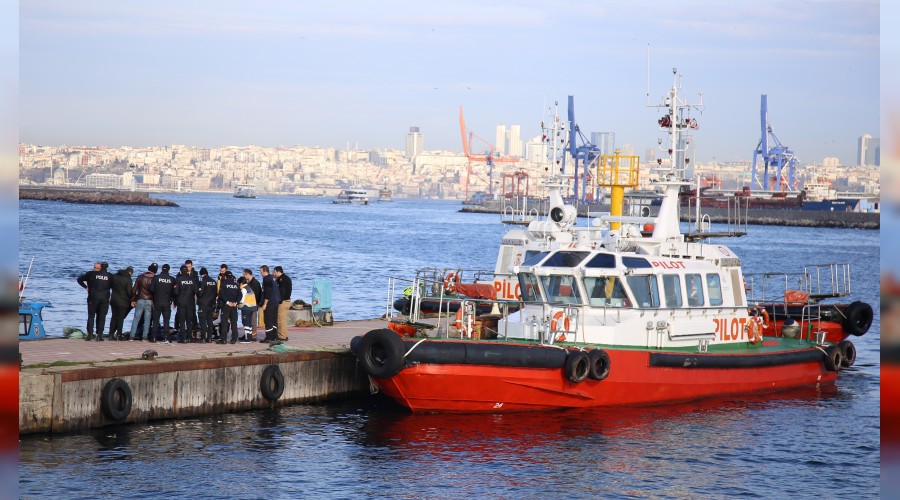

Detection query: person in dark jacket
(259, 265), (281, 343)
(274, 266), (292, 342)
(130, 263), (157, 341)
(196, 267), (217, 343)
(184, 259), (200, 337)
(77, 261), (113, 341)
(151, 264), (176, 343)
(217, 271), (242, 344)
(174, 265), (198, 343)
(109, 266), (134, 341)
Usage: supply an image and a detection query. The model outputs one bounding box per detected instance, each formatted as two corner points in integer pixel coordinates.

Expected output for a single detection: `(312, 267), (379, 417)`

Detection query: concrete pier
(19, 319), (388, 434)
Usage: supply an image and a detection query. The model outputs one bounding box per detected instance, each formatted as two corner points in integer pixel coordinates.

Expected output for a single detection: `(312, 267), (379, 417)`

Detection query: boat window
(583, 276), (629, 307)
(662, 275), (683, 307)
(622, 257), (652, 269)
(706, 274), (724, 306)
(685, 273), (705, 307)
(517, 273), (542, 302)
(540, 275), (583, 304)
(585, 253), (616, 268)
(522, 251), (550, 267)
(626, 275), (660, 308)
(20, 314), (31, 337)
(541, 251), (590, 267)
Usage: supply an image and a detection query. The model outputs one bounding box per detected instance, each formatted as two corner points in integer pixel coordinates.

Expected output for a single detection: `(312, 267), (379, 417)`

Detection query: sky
(19, 0), (879, 165)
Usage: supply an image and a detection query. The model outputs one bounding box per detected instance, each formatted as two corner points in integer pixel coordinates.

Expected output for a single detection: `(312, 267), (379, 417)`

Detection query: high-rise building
(508, 125), (522, 157)
(495, 125), (507, 155)
(857, 134), (880, 167)
(591, 132), (615, 156)
(406, 126), (423, 160)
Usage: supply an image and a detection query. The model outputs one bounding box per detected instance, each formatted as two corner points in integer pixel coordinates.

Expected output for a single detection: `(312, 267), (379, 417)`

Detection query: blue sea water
(18, 194), (880, 497)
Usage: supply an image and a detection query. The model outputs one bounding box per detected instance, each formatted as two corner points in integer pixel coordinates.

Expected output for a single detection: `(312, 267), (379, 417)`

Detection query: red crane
(459, 106), (520, 200)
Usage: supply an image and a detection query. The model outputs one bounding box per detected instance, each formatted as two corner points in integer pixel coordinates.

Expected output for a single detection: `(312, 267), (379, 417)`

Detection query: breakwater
(19, 185), (178, 207)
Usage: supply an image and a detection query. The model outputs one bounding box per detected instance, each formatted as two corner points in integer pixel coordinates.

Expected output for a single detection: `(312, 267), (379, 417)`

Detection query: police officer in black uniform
(150, 263), (176, 343)
(217, 271), (242, 344)
(196, 267), (217, 343)
(77, 261), (113, 341)
(174, 265), (198, 343)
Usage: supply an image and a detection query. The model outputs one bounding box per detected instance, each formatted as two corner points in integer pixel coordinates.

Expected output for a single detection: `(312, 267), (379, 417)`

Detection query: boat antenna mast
(648, 67), (703, 240)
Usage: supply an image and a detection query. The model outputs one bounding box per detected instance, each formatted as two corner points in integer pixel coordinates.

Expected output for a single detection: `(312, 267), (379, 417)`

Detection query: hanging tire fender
(838, 340), (857, 367)
(823, 344), (843, 372)
(260, 364), (285, 401)
(588, 349), (611, 381)
(843, 301), (873, 337)
(358, 328), (405, 378)
(564, 350), (590, 383)
(101, 378), (133, 422)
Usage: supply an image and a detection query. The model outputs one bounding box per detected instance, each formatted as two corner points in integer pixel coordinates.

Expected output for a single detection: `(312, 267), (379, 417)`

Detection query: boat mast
(650, 67), (702, 241)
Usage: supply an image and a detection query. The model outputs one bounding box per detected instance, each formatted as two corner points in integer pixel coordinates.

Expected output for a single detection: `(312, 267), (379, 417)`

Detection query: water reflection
(19, 384), (878, 497)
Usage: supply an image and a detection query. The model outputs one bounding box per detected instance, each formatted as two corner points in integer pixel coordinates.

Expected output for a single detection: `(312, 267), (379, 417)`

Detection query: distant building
(857, 134), (880, 167)
(84, 173), (121, 189)
(591, 132), (615, 156)
(495, 125), (507, 155)
(822, 157), (840, 167)
(508, 125), (522, 157)
(406, 127), (424, 160)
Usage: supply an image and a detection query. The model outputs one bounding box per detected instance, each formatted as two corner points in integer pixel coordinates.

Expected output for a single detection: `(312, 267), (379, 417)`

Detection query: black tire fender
(824, 344), (843, 372)
(565, 350), (590, 383)
(101, 378), (133, 422)
(358, 329), (405, 378)
(260, 364), (285, 401)
(838, 340), (857, 367)
(843, 301), (873, 337)
(588, 349), (611, 381)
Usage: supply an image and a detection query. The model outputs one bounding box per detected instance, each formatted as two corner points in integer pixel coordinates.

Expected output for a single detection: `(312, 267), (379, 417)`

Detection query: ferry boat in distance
(378, 187), (393, 202)
(233, 184), (257, 198)
(350, 68), (871, 413)
(333, 189), (370, 205)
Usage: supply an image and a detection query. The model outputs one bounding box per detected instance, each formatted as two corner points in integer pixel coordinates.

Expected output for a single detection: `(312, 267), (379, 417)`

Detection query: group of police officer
(77, 259), (292, 345)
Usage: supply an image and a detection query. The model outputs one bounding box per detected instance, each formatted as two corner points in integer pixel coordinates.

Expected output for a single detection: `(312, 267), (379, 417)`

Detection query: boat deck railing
(683, 195), (749, 240)
(745, 263), (851, 307)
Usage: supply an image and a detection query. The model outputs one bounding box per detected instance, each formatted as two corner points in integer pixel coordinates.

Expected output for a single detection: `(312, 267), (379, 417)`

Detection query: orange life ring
(444, 272), (458, 293)
(748, 317), (763, 344)
(551, 311), (570, 332)
(455, 308), (472, 337)
(754, 307), (770, 328)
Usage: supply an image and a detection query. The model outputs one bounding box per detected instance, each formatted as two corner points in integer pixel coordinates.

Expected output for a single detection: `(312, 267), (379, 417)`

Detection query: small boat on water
(351, 68), (872, 413)
(333, 189), (370, 205)
(233, 184), (257, 198)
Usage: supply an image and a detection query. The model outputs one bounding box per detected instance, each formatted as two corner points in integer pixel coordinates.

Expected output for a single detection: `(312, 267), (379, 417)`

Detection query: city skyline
(20, 1), (879, 166)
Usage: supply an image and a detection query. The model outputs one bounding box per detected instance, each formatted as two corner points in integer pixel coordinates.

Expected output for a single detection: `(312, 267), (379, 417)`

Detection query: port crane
(751, 94), (798, 192)
(458, 106), (520, 200)
(563, 95), (602, 203)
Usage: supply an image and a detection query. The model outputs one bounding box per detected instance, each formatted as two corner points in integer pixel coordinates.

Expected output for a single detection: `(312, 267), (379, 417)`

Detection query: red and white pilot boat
(353, 68), (871, 413)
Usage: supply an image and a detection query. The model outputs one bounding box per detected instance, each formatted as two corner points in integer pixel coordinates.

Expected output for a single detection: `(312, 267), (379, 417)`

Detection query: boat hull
(354, 335), (836, 413)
